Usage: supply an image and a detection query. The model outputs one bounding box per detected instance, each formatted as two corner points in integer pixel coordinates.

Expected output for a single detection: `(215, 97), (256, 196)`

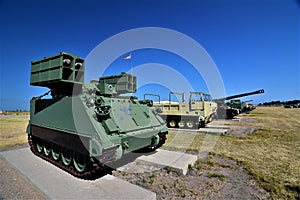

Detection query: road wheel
(36, 139), (43, 153)
(43, 141), (51, 156)
(186, 121), (194, 129)
(168, 120), (176, 128)
(51, 144), (60, 161)
(61, 148), (72, 166)
(178, 121), (185, 128)
(73, 152), (86, 172)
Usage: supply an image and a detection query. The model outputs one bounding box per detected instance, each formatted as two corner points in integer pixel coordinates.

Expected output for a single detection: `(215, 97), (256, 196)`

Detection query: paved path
(168, 127), (227, 135)
(0, 147), (155, 200)
(137, 149), (197, 175)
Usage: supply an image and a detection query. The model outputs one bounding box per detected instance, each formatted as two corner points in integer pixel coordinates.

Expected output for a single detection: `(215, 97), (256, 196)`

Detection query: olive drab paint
(27, 52), (168, 179)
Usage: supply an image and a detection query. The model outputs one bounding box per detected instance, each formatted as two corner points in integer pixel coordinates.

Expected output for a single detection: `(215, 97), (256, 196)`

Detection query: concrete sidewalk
(169, 127), (228, 135)
(0, 147), (155, 200)
(137, 149), (197, 175)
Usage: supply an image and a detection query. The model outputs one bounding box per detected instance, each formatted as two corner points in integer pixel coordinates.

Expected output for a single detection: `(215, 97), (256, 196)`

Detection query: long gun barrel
(213, 89), (264, 102)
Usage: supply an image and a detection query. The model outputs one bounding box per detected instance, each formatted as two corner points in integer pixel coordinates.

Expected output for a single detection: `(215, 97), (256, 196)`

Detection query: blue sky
(0, 0), (299, 110)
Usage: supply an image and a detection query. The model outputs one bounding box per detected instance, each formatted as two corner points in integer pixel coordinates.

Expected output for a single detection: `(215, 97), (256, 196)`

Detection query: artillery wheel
(51, 144), (60, 161)
(168, 120), (176, 128)
(61, 148), (72, 166)
(73, 152), (87, 172)
(43, 141), (51, 156)
(178, 121), (185, 128)
(186, 121), (195, 129)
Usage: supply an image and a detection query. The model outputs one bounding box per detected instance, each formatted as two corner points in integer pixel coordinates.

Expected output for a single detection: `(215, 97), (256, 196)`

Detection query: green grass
(0, 117), (29, 149)
(207, 172), (226, 181)
(163, 107), (300, 199)
(1, 111), (29, 115)
(143, 172), (157, 185)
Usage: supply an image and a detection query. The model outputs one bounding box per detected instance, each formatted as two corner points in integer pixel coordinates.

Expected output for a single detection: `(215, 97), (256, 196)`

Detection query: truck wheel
(178, 121), (185, 128)
(168, 120), (176, 128)
(186, 121), (194, 129)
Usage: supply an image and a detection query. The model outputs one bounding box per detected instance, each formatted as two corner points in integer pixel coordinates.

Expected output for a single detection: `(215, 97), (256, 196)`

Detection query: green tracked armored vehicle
(226, 99), (254, 114)
(146, 92), (217, 129)
(27, 52), (168, 179)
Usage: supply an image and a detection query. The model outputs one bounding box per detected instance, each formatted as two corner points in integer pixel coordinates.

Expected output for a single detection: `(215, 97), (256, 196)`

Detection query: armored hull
(27, 52), (168, 179)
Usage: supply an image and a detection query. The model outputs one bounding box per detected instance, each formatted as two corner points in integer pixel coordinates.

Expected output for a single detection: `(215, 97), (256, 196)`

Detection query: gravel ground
(0, 156), (46, 200)
(112, 155), (271, 200)
(113, 123), (270, 199)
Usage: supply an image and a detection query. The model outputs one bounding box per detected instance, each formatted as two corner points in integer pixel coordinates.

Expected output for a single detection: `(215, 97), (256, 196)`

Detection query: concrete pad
(166, 132), (197, 151)
(209, 120), (226, 125)
(136, 149), (197, 175)
(0, 147), (156, 200)
(168, 128), (227, 135)
(168, 128), (199, 133)
(199, 128), (227, 135)
(206, 124), (229, 129)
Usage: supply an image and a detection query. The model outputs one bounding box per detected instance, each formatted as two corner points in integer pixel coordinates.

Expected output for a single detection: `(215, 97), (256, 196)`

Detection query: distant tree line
(3, 109), (29, 112)
(258, 100), (300, 106)
(0, 109), (29, 115)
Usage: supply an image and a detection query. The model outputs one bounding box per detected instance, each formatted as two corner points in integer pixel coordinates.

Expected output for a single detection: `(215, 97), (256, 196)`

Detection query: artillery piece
(27, 52), (168, 179)
(213, 89), (264, 119)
